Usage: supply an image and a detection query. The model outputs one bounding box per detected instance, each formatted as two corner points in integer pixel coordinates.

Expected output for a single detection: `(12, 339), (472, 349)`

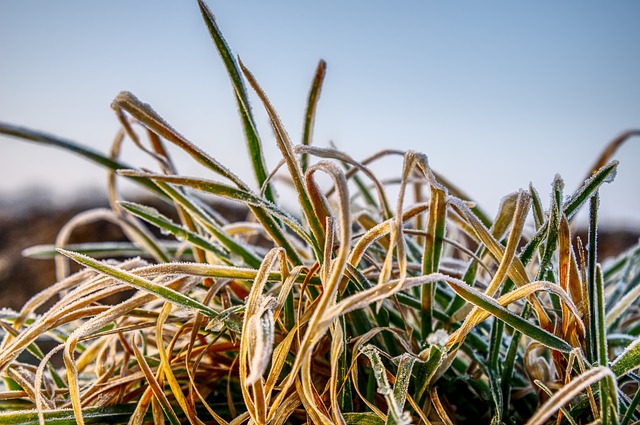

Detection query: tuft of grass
(1, 1), (640, 424)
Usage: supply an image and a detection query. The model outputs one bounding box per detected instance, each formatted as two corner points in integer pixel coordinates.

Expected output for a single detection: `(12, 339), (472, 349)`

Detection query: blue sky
(1, 1), (639, 227)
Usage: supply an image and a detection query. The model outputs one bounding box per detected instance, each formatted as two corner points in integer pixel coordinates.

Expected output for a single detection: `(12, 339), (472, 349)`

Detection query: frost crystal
(427, 329), (449, 347)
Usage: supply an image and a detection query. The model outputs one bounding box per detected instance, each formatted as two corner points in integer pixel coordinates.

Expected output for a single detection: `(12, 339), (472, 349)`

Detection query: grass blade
(524, 366), (616, 425)
(118, 170), (316, 258)
(118, 201), (232, 264)
(239, 59), (326, 251)
(444, 276), (573, 353)
(197, 0), (274, 203)
(57, 249), (226, 322)
(301, 60), (327, 173)
(0, 405), (142, 425)
(360, 345), (411, 425)
(0, 122), (163, 196)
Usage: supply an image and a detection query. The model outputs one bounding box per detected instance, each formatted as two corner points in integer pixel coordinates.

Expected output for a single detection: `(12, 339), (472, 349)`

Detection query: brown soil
(0, 196), (246, 311)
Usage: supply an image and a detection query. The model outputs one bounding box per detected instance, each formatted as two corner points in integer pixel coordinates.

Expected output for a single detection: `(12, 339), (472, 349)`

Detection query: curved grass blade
(0, 122), (164, 197)
(112, 92), (251, 191)
(524, 366), (616, 425)
(295, 145), (393, 219)
(585, 129), (640, 182)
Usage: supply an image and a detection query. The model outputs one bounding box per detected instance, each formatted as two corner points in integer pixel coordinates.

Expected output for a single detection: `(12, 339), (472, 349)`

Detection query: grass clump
(1, 1), (640, 424)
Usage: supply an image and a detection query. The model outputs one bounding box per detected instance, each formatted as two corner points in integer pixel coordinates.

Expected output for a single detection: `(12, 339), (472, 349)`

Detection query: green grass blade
(239, 59), (326, 251)
(520, 161), (618, 266)
(118, 170), (316, 257)
(620, 376), (640, 425)
(587, 193), (600, 363)
(565, 161), (617, 220)
(594, 263), (616, 424)
(501, 301), (531, 417)
(57, 249), (240, 329)
(197, 0), (274, 203)
(0, 405), (141, 425)
(538, 175), (563, 282)
(386, 354), (416, 425)
(22, 242), (183, 260)
(611, 339), (640, 378)
(360, 345), (411, 425)
(151, 180), (263, 268)
(489, 319), (504, 423)
(118, 201), (232, 265)
(414, 344), (447, 404)
(301, 60), (327, 173)
(529, 183), (545, 231)
(0, 122), (163, 196)
(445, 277), (573, 353)
(343, 413), (385, 425)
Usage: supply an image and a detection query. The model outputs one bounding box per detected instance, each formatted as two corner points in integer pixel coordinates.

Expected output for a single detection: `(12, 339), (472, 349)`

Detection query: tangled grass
(1, 1), (640, 424)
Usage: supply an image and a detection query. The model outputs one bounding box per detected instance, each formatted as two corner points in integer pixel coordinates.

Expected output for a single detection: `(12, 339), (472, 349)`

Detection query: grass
(1, 1), (640, 423)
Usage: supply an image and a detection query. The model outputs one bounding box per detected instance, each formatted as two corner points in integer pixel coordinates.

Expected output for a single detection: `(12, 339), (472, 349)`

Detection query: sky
(1, 1), (639, 228)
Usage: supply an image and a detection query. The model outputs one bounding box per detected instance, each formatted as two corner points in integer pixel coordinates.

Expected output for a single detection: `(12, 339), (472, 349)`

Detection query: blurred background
(1, 0), (639, 227)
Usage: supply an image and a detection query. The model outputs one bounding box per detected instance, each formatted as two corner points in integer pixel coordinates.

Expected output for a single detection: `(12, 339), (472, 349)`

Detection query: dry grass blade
(585, 129), (640, 180)
(131, 332), (182, 425)
(450, 190), (530, 323)
(295, 145), (393, 219)
(112, 91), (246, 189)
(525, 366), (616, 425)
(430, 386), (454, 425)
(57, 249), (221, 320)
(240, 248), (284, 424)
